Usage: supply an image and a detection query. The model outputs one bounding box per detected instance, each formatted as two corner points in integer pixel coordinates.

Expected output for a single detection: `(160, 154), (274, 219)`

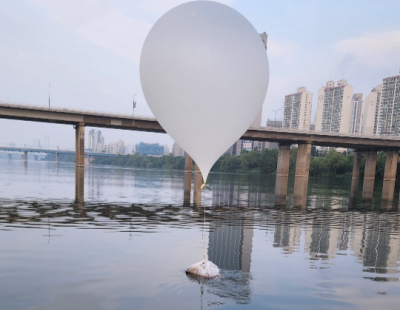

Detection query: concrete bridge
(1, 101), (399, 206)
(0, 145), (116, 162)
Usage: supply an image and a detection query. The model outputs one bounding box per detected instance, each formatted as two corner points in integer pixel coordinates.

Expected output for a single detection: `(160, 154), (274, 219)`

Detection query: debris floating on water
(186, 259), (220, 278)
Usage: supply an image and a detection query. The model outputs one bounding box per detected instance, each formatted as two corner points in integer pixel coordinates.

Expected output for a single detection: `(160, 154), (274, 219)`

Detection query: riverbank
(42, 148), (392, 179)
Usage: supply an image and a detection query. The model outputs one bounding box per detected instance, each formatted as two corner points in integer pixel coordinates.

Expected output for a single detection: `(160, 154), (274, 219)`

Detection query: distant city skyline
(1, 1), (399, 149)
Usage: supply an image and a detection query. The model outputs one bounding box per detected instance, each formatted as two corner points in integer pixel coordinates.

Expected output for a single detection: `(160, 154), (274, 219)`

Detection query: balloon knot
(201, 183), (206, 190)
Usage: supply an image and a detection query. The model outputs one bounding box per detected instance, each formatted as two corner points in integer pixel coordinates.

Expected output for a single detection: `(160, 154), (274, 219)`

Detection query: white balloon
(140, 1), (269, 182)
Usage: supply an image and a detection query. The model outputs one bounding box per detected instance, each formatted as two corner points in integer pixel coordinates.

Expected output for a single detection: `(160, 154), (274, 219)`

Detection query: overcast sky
(1, 0), (399, 150)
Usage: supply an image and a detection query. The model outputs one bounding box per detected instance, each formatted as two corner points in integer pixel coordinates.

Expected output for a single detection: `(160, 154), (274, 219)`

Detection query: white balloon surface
(140, 1), (269, 183)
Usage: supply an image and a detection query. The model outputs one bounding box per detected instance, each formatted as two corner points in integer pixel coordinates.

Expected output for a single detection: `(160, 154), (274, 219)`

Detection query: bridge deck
(1, 102), (400, 150)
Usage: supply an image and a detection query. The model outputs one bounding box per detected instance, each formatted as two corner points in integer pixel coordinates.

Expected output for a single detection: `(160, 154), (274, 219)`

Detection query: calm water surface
(1, 160), (399, 310)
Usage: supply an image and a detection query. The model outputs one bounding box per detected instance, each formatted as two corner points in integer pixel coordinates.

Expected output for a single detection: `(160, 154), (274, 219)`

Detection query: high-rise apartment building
(361, 85), (382, 135)
(377, 74), (400, 136)
(350, 93), (363, 134)
(107, 140), (125, 154)
(172, 142), (185, 157)
(88, 129), (104, 152)
(88, 129), (94, 150)
(315, 80), (354, 133)
(282, 87), (313, 131)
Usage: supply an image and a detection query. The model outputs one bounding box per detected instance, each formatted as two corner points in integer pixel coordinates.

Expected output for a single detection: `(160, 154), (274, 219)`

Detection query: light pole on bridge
(133, 94), (137, 116)
(48, 84), (51, 109)
(271, 108), (282, 127)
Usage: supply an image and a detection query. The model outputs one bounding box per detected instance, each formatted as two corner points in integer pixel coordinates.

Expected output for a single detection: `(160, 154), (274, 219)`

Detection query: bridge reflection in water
(1, 196), (399, 286)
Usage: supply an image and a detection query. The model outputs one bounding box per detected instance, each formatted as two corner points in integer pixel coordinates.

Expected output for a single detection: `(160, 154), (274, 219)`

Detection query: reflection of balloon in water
(140, 1), (269, 183)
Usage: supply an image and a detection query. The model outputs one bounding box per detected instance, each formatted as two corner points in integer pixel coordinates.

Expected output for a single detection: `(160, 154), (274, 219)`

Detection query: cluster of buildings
(223, 72), (400, 156)
(87, 129), (170, 156)
(88, 72), (400, 158)
(283, 73), (400, 137)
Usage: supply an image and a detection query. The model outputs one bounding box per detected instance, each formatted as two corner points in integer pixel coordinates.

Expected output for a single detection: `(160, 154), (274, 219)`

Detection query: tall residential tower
(315, 80), (354, 134)
(282, 87), (313, 131)
(361, 85), (382, 135)
(377, 74), (400, 136)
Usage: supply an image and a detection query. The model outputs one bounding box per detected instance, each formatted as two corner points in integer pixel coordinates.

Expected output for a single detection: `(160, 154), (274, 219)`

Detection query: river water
(0, 160), (399, 310)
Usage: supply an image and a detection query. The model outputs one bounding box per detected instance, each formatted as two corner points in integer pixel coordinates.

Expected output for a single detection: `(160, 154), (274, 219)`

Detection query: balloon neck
(200, 183), (206, 190)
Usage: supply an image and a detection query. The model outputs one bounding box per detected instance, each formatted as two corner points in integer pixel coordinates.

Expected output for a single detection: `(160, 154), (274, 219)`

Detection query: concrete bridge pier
(350, 151), (362, 201)
(293, 143), (311, 208)
(183, 153), (193, 206)
(193, 163), (202, 207)
(275, 144), (291, 206)
(362, 151), (377, 203)
(23, 151), (28, 162)
(381, 150), (398, 207)
(74, 122), (85, 204)
(55, 152), (59, 163)
(75, 122), (85, 167)
(75, 166), (84, 205)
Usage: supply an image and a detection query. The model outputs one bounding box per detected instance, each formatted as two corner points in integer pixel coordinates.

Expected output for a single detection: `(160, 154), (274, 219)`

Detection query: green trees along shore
(44, 147), (392, 179)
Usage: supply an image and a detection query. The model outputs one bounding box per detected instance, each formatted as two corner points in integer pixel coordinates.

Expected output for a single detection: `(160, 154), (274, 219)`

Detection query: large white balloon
(140, 1), (269, 183)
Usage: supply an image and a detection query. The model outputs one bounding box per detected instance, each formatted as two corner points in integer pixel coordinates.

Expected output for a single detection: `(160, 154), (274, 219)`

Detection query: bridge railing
(249, 126), (400, 141)
(0, 144), (119, 157)
(0, 101), (154, 121)
(0, 143), (74, 152)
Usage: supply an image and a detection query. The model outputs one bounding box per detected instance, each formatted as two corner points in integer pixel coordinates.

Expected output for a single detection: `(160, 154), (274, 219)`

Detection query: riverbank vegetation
(43, 147), (392, 179)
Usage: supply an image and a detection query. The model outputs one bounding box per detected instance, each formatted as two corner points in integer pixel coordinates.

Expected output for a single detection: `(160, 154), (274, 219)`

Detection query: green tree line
(43, 148), (396, 179)
(91, 153), (186, 170)
(42, 153), (75, 162)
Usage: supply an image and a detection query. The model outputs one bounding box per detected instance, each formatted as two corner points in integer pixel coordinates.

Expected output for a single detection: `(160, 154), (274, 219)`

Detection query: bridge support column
(75, 166), (84, 205)
(23, 151), (28, 162)
(8, 154), (12, 160)
(75, 123), (85, 204)
(75, 122), (85, 167)
(275, 144), (291, 206)
(381, 150), (398, 206)
(55, 152), (59, 163)
(362, 151), (377, 203)
(183, 153), (193, 206)
(193, 163), (202, 207)
(293, 143), (311, 208)
(350, 151), (362, 201)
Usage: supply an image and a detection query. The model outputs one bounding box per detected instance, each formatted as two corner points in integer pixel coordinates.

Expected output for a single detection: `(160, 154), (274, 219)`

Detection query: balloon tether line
(201, 178), (206, 258)
(201, 177), (206, 257)
(202, 202), (206, 260)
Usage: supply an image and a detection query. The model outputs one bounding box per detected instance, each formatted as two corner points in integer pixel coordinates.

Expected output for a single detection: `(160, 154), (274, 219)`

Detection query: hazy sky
(1, 0), (399, 150)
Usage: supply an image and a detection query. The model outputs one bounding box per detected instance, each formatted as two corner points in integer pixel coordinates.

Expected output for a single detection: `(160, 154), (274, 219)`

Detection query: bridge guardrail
(0, 101), (153, 122)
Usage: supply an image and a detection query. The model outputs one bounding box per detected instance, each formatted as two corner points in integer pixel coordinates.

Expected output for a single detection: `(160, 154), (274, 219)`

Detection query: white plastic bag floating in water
(140, 1), (269, 184)
(186, 259), (220, 279)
